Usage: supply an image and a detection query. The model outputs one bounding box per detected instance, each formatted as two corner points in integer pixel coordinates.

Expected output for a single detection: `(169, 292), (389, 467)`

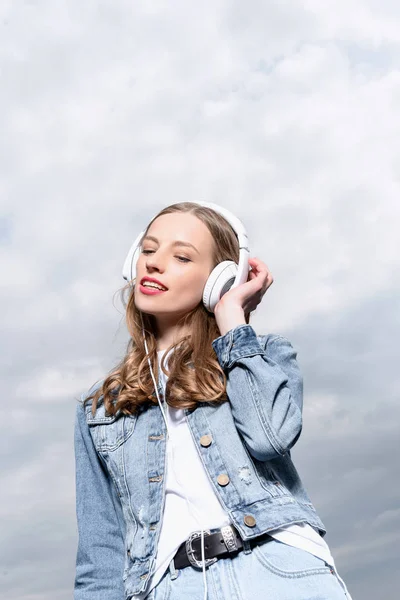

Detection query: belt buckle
(185, 529), (218, 570)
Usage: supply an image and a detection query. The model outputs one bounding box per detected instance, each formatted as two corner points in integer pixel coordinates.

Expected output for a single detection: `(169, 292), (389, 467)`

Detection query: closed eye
(142, 250), (191, 263)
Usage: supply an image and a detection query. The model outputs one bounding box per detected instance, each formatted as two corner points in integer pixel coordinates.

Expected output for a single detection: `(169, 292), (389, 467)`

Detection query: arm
(212, 324), (303, 462)
(73, 400), (126, 599)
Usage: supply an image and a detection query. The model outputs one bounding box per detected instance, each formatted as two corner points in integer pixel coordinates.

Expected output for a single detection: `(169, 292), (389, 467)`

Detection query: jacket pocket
(86, 411), (137, 452)
(253, 457), (292, 499)
(239, 434), (290, 499)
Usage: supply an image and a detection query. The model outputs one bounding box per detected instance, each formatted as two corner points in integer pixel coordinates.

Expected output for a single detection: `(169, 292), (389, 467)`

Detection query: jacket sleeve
(73, 400), (126, 599)
(211, 324), (303, 462)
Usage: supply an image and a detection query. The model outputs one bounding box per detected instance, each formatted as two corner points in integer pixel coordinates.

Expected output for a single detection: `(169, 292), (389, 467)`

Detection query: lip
(139, 284), (168, 296)
(140, 277), (168, 290)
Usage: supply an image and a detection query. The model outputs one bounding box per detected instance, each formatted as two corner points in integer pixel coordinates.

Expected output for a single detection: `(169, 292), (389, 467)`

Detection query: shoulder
(76, 379), (119, 425)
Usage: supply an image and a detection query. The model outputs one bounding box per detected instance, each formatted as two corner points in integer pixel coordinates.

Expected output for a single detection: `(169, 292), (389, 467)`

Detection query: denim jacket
(73, 324), (327, 599)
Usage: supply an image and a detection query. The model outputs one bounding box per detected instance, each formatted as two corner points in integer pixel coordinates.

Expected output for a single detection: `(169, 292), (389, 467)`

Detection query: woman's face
(134, 212), (215, 320)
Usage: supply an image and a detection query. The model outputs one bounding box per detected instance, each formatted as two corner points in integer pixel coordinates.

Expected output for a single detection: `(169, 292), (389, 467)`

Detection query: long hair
(84, 202), (252, 417)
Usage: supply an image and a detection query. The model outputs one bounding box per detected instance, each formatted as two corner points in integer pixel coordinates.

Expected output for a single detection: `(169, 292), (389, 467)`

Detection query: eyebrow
(142, 235), (200, 255)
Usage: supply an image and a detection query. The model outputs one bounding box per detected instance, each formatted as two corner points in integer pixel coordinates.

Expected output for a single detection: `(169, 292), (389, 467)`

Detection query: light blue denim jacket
(73, 324), (327, 599)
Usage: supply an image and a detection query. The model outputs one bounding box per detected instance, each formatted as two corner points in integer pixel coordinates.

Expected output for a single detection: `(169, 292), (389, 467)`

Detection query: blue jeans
(145, 537), (352, 600)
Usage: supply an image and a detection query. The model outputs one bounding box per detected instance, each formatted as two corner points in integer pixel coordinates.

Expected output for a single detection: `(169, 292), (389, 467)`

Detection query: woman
(74, 201), (353, 600)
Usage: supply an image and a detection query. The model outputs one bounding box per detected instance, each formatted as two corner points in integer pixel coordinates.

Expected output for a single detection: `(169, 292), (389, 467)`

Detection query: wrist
(214, 302), (246, 336)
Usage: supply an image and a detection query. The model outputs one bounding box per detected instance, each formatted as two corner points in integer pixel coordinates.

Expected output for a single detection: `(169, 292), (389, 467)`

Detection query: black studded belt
(173, 524), (273, 570)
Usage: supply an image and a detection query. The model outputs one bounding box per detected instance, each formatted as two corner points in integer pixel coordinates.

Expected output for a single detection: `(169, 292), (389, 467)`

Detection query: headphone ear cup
(203, 260), (238, 313)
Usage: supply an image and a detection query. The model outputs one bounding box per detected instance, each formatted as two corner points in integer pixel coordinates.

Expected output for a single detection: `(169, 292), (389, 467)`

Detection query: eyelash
(142, 250), (191, 263)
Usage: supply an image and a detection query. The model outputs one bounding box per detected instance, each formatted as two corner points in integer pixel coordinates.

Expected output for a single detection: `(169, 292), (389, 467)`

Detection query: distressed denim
(74, 324), (328, 599)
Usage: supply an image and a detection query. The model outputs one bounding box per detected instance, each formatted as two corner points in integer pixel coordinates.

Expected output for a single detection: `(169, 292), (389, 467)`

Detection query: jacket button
(200, 434), (212, 447)
(244, 515), (256, 527)
(217, 474), (230, 486)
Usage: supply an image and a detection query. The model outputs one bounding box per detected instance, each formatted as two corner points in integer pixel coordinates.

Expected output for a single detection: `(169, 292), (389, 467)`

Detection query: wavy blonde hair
(84, 202), (252, 417)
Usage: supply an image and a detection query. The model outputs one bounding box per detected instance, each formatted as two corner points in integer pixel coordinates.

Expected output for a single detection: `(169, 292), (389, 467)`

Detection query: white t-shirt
(132, 349), (352, 600)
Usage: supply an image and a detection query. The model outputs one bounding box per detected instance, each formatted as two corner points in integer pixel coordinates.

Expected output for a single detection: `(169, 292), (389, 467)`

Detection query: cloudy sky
(1, 1), (399, 599)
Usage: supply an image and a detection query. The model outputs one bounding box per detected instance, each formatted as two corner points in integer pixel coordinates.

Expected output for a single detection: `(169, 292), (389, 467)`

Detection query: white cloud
(1, 2), (399, 599)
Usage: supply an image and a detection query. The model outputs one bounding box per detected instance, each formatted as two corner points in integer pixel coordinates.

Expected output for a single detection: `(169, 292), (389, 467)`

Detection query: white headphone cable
(140, 311), (209, 600)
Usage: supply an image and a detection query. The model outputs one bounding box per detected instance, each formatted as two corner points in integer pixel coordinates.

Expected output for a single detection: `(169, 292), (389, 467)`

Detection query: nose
(144, 253), (165, 274)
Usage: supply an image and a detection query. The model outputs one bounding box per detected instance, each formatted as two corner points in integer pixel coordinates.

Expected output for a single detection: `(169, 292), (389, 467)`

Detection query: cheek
(178, 274), (206, 297)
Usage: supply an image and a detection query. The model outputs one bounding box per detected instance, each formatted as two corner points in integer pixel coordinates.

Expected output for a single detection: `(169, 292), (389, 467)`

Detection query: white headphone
(122, 200), (251, 313)
(121, 201), (251, 600)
